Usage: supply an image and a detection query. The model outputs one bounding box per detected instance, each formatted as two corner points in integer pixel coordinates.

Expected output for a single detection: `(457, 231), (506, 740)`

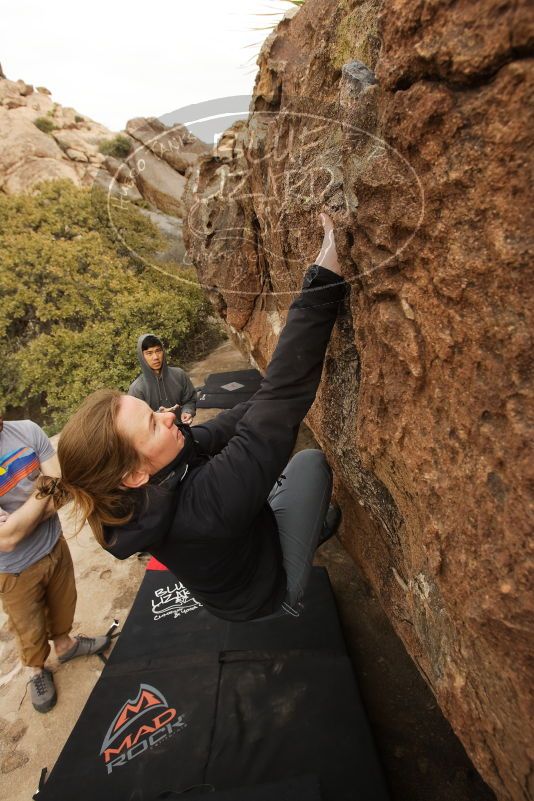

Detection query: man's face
(116, 395), (185, 475)
(143, 344), (164, 373)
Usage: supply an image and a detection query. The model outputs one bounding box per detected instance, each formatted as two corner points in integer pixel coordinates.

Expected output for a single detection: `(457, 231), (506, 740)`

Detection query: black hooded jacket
(105, 265), (349, 621)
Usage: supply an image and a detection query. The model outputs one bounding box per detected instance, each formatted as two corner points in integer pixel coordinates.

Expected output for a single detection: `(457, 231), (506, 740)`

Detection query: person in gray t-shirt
(0, 413), (109, 712)
(0, 419), (61, 573)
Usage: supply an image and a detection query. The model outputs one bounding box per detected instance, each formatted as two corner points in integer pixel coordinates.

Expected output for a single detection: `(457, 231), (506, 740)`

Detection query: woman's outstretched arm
(181, 213), (348, 534)
(191, 211), (343, 457)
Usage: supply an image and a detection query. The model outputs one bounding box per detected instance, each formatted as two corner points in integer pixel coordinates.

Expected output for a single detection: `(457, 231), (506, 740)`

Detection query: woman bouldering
(39, 211), (349, 621)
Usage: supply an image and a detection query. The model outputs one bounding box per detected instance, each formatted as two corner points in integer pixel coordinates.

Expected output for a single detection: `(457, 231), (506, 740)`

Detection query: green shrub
(98, 134), (132, 159)
(0, 180), (220, 432)
(74, 114), (84, 123)
(34, 117), (56, 134)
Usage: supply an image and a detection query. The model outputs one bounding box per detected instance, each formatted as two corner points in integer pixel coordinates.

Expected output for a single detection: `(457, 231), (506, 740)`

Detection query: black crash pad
(196, 369), (263, 409)
(38, 566), (389, 801)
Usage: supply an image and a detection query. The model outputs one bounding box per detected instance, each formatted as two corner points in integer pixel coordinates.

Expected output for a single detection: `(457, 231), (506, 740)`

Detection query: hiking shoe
(317, 503), (342, 548)
(29, 669), (57, 713)
(58, 634), (110, 664)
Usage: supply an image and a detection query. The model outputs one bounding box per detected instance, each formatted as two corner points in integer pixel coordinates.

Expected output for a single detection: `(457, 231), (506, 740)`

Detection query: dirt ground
(0, 339), (495, 801)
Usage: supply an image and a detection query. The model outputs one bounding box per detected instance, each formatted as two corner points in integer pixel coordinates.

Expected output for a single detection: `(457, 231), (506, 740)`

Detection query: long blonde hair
(37, 389), (140, 547)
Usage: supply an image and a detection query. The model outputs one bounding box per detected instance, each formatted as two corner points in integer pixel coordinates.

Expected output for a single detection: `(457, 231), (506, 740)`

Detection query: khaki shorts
(0, 535), (77, 667)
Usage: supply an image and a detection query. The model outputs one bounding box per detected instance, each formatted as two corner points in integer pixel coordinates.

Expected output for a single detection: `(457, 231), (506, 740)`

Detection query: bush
(98, 134), (132, 159)
(0, 180), (219, 432)
(74, 114), (84, 123)
(34, 117), (56, 134)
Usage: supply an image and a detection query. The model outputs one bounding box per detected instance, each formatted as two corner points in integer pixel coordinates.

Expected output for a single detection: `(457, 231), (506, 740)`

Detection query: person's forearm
(0, 494), (56, 552)
(188, 263), (348, 533)
(194, 268), (345, 455)
(245, 266), (347, 416)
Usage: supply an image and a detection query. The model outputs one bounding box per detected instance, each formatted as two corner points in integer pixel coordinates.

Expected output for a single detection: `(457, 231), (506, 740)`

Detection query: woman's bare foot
(315, 211), (342, 276)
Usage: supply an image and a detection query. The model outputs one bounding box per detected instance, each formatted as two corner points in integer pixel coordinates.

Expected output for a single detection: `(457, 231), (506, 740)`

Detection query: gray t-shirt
(0, 420), (61, 574)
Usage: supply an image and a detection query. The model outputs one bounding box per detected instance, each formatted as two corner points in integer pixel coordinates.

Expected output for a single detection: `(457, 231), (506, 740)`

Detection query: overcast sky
(0, 0), (293, 131)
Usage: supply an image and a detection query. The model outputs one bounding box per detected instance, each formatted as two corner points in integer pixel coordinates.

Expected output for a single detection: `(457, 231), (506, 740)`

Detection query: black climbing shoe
(317, 503), (342, 548)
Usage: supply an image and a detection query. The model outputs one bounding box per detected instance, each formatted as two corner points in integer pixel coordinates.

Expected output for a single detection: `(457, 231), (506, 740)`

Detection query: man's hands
(157, 404), (194, 424)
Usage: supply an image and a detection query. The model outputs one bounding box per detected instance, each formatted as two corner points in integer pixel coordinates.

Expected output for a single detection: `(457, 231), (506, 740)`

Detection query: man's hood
(136, 333), (168, 383)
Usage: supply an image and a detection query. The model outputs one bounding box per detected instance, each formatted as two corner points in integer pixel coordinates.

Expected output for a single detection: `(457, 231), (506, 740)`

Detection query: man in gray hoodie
(128, 334), (197, 423)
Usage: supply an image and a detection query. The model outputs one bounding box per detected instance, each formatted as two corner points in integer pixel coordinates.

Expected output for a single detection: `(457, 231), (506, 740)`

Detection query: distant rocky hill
(0, 66), (210, 260)
(0, 73), (112, 193)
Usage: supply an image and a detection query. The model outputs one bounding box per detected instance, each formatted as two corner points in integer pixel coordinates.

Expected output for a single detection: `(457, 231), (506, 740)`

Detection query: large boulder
(52, 128), (105, 156)
(138, 208), (187, 262)
(0, 108), (82, 192)
(183, 2), (533, 800)
(126, 117), (210, 174)
(2, 157), (82, 194)
(127, 145), (187, 217)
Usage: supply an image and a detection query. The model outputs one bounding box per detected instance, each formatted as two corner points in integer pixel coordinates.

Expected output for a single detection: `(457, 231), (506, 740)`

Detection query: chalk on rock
(341, 60), (378, 98)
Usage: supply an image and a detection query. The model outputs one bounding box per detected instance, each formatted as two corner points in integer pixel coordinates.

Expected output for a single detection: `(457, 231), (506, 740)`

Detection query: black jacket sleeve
(192, 400), (255, 456)
(178, 264), (348, 534)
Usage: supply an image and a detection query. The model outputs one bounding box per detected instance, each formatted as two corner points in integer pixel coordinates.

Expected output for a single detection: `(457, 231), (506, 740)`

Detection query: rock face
(183, 2), (534, 800)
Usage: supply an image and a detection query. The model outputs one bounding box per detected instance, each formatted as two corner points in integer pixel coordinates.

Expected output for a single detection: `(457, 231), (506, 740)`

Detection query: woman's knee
(283, 450), (332, 502)
(290, 448), (328, 467)
(289, 448), (331, 478)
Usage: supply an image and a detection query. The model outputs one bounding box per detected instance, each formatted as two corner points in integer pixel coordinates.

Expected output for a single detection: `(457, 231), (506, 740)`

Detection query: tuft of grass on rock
(34, 116), (56, 134)
(330, 0), (381, 71)
(98, 134), (132, 159)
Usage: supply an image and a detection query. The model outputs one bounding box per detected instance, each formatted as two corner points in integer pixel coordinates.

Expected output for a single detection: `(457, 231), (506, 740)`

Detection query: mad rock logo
(151, 582), (202, 620)
(100, 684), (186, 774)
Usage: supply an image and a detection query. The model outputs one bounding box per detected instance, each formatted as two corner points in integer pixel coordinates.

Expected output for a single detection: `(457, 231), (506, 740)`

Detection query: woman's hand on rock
(315, 210), (342, 276)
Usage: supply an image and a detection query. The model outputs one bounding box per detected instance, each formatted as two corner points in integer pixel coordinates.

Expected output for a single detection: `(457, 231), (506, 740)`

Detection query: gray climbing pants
(267, 449), (333, 616)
